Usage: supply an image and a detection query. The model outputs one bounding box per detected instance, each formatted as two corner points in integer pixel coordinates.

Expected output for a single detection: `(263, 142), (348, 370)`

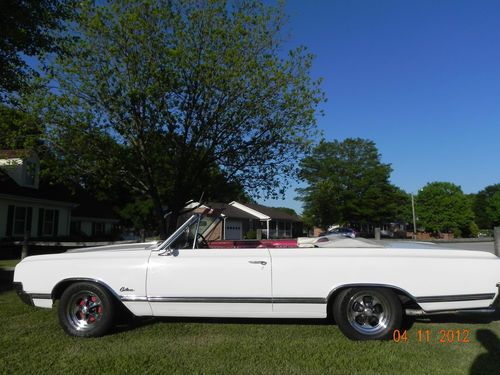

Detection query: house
(69, 194), (119, 238)
(0, 150), (118, 240)
(0, 150), (75, 239)
(200, 201), (303, 240)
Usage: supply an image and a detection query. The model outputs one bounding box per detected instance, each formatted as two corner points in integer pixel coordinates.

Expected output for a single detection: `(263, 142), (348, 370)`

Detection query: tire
(333, 287), (402, 340)
(58, 282), (115, 337)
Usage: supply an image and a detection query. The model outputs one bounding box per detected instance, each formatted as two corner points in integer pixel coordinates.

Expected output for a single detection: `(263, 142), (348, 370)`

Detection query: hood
(66, 241), (159, 253)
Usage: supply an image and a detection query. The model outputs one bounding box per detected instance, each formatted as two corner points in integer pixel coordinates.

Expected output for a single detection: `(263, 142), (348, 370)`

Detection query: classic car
(13, 209), (500, 340)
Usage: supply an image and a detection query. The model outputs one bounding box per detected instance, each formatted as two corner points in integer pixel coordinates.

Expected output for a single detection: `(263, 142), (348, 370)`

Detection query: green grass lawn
(0, 289), (499, 374)
(0, 259), (20, 269)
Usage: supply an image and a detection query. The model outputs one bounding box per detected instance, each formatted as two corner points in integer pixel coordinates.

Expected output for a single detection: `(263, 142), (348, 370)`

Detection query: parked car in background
(320, 227), (356, 239)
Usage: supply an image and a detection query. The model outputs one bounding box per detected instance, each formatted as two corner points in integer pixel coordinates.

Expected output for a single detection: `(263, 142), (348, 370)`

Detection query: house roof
(206, 202), (259, 220)
(0, 149), (31, 159)
(229, 201), (270, 220)
(241, 203), (302, 222)
(205, 201), (302, 222)
(0, 169), (76, 205)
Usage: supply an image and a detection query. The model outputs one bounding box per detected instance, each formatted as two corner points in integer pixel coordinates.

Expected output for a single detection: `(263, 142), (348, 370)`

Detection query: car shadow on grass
(413, 310), (500, 324)
(111, 310), (500, 337)
(111, 316), (331, 335)
(469, 329), (500, 375)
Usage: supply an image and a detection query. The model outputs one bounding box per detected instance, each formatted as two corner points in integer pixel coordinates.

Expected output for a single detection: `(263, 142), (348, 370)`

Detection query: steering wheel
(196, 232), (209, 249)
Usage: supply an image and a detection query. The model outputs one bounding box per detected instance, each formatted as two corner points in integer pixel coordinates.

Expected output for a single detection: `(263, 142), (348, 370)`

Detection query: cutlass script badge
(120, 287), (135, 292)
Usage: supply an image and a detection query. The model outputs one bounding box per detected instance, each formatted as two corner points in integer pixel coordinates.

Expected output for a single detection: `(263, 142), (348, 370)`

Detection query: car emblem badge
(120, 287), (135, 292)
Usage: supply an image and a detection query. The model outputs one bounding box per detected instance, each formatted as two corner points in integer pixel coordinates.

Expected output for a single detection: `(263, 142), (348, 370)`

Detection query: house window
(94, 222), (105, 235)
(42, 209), (56, 236)
(70, 221), (81, 234)
(13, 207), (27, 236)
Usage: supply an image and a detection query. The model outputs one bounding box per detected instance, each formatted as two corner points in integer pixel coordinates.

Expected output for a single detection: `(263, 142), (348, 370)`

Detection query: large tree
(297, 138), (409, 230)
(416, 182), (477, 237)
(0, 0), (72, 99)
(473, 183), (500, 229)
(0, 104), (43, 150)
(25, 0), (323, 237)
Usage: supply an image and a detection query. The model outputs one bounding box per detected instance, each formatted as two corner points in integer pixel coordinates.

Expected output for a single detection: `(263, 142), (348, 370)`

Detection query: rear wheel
(58, 282), (115, 337)
(333, 288), (402, 340)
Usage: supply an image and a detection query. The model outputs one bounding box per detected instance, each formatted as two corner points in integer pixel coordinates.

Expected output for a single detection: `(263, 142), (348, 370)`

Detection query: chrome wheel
(66, 290), (104, 332)
(346, 290), (391, 335)
(59, 282), (115, 337)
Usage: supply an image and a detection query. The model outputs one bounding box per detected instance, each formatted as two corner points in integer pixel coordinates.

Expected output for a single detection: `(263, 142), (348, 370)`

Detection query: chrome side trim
(30, 293), (52, 300)
(326, 283), (418, 303)
(148, 297), (272, 303)
(120, 296), (148, 302)
(325, 284), (496, 306)
(415, 293), (496, 303)
(406, 307), (496, 316)
(119, 296), (326, 304)
(274, 297), (326, 304)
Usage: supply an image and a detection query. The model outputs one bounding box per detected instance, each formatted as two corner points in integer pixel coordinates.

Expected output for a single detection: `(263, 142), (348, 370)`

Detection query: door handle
(249, 260), (267, 265)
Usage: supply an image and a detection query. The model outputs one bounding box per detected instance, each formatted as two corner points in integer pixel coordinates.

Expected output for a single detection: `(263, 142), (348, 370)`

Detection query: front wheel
(58, 282), (115, 337)
(333, 287), (402, 340)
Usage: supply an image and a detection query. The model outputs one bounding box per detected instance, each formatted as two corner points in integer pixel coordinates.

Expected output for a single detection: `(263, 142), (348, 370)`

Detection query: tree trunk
(166, 211), (180, 237)
(149, 190), (167, 239)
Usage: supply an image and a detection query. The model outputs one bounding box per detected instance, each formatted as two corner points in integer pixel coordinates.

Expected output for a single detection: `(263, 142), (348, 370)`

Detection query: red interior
(208, 239), (298, 248)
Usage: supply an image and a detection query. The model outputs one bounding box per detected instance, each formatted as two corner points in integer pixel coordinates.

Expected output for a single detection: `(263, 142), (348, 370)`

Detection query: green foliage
(416, 182), (476, 237)
(473, 184), (500, 229)
(0, 104), (43, 150)
(118, 198), (156, 231)
(268, 206), (299, 218)
(297, 138), (410, 229)
(468, 221), (479, 238)
(244, 230), (257, 239)
(24, 0), (323, 236)
(0, 0), (73, 99)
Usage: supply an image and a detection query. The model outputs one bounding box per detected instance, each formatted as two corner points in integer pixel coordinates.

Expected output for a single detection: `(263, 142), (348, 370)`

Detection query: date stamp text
(392, 329), (471, 343)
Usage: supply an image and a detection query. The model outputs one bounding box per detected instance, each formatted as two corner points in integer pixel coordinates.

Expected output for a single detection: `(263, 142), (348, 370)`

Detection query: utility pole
(411, 194), (417, 240)
(494, 227), (500, 257)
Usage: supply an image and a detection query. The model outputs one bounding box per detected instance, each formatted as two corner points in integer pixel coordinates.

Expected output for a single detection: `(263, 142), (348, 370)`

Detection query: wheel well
(52, 278), (120, 302)
(52, 280), (75, 300)
(52, 278), (135, 321)
(326, 284), (420, 320)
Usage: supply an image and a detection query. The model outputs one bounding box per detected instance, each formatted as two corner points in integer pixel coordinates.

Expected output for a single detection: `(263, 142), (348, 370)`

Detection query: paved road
(433, 241), (495, 253)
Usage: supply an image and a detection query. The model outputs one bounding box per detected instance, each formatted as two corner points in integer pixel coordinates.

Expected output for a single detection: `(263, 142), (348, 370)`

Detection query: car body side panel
(147, 248), (272, 316)
(13, 250), (152, 315)
(269, 247), (500, 314)
(13, 244), (500, 319)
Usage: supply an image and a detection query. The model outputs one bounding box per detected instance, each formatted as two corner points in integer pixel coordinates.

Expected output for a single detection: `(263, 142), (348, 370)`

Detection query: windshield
(161, 214), (220, 250)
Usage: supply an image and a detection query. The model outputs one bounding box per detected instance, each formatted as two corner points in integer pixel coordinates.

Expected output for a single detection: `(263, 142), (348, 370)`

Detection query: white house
(189, 201), (303, 241)
(0, 150), (118, 240)
(0, 150), (75, 239)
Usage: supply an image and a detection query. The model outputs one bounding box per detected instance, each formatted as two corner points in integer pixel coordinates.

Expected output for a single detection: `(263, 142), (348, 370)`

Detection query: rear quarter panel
(270, 247), (500, 313)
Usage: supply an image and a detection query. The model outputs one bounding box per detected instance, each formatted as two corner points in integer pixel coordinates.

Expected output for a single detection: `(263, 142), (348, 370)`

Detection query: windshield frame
(156, 214), (200, 251)
(155, 212), (221, 251)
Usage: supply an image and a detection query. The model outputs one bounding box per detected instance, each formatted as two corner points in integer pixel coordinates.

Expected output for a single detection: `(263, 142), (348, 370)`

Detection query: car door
(147, 247), (272, 317)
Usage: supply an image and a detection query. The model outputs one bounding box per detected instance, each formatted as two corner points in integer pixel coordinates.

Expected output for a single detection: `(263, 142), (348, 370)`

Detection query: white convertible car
(13, 209), (500, 340)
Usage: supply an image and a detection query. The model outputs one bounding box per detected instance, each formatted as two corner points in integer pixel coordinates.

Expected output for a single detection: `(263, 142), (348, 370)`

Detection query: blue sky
(259, 0), (500, 213)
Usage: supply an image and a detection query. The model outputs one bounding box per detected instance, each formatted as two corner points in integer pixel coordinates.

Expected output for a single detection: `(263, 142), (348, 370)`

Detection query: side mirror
(159, 248), (178, 256)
